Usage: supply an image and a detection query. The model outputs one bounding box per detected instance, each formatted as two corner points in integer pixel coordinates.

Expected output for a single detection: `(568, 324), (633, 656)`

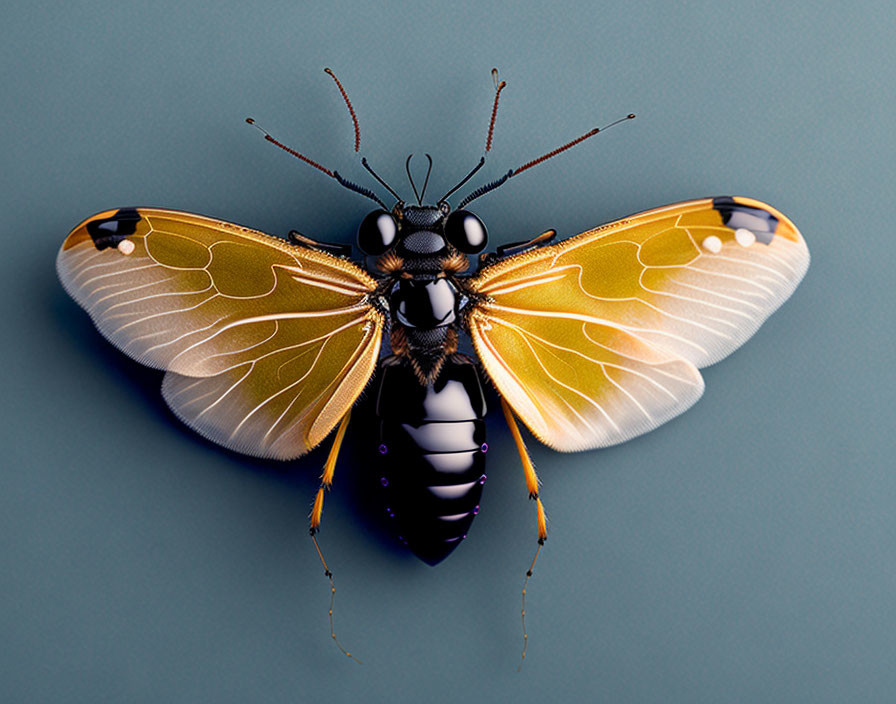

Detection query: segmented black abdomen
(375, 358), (487, 565)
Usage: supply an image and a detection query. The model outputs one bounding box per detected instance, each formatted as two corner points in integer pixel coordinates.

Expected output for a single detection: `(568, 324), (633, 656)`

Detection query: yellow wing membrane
(467, 197), (809, 452)
(57, 208), (385, 459)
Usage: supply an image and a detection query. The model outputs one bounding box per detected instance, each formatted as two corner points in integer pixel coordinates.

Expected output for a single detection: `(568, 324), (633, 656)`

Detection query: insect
(57, 69), (809, 663)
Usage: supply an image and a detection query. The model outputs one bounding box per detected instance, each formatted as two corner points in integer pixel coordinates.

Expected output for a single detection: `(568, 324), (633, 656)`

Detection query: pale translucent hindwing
(58, 208), (385, 459)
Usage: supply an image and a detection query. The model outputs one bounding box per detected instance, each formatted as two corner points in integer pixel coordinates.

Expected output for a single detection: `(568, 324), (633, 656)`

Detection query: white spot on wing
(117, 239), (136, 255)
(701, 235), (722, 253)
(735, 228), (757, 247)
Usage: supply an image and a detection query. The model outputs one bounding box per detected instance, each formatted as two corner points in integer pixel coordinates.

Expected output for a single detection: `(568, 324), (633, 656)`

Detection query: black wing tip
(84, 208), (143, 250)
(712, 196), (778, 244)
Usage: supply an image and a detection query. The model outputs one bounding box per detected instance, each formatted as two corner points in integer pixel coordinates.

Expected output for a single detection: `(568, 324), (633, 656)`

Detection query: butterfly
(56, 69), (809, 662)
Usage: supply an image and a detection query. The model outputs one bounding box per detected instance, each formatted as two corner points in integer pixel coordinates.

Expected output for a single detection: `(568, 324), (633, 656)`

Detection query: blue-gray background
(1, 1), (893, 702)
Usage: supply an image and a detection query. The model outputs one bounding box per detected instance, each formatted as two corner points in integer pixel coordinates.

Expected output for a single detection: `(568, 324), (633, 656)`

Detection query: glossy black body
(375, 358), (487, 564)
(361, 202), (488, 564)
(393, 277), (458, 328)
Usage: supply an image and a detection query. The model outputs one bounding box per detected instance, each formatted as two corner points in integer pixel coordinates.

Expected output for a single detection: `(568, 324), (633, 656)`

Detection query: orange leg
(307, 411), (361, 663)
(500, 398), (547, 668)
(310, 410), (351, 533)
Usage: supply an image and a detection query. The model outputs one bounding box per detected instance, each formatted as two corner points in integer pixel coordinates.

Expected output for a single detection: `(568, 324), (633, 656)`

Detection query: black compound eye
(444, 210), (487, 253)
(357, 210), (398, 255)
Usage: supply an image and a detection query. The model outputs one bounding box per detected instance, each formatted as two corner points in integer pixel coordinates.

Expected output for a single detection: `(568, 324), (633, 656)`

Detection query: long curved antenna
(333, 171), (387, 209)
(324, 68), (361, 153)
(362, 158), (403, 204)
(457, 113), (636, 208)
(246, 118), (385, 208)
(438, 157), (485, 204)
(406, 154), (421, 204)
(439, 68), (506, 204)
(513, 114), (635, 176)
(485, 68), (507, 153)
(419, 153), (433, 203)
(246, 118), (335, 177)
(405, 154), (434, 205)
(326, 67), (408, 208)
(457, 169), (512, 209)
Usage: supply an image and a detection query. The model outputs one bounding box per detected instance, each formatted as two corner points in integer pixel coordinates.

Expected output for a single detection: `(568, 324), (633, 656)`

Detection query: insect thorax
(370, 204), (472, 384)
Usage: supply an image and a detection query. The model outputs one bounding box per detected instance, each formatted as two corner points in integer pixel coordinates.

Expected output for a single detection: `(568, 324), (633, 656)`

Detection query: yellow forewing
(58, 208), (385, 459)
(468, 197), (808, 452)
